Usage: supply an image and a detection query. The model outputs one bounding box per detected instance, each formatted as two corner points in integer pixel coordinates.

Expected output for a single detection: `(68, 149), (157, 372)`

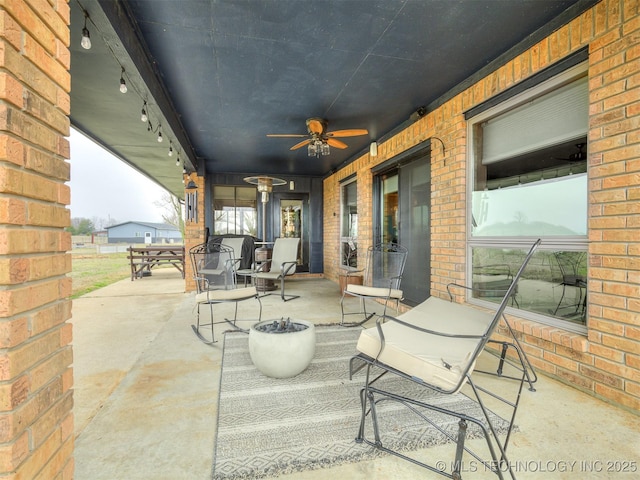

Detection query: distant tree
(85, 216), (118, 231)
(68, 217), (95, 235)
(155, 193), (184, 239)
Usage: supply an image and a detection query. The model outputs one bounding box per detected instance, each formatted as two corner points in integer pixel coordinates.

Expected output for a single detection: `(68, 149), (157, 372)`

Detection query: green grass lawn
(70, 247), (132, 298)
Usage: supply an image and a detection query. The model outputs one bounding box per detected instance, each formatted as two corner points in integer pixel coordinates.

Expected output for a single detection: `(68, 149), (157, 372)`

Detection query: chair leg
(353, 354), (522, 480)
(191, 302), (218, 345)
(340, 293), (376, 326)
(280, 275), (299, 302)
(453, 419), (467, 480)
(224, 296), (263, 333)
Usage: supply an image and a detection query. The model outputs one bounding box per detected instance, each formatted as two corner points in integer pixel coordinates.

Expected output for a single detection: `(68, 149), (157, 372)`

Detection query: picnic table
(127, 245), (185, 280)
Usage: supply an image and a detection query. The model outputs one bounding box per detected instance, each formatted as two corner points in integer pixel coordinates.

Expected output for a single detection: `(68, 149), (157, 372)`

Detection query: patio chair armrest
(254, 259), (272, 273)
(377, 313), (485, 340)
(223, 258), (241, 270)
(280, 260), (297, 276)
(193, 274), (211, 291)
(384, 274), (403, 292)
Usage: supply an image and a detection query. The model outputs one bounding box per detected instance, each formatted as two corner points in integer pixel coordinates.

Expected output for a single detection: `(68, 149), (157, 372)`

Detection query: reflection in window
(281, 200), (302, 239)
(471, 246), (587, 328)
(472, 169), (587, 236)
(213, 186), (257, 235)
(381, 173), (398, 244)
(340, 180), (357, 269)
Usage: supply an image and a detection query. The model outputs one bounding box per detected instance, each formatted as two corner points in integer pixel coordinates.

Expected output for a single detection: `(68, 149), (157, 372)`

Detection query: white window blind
(481, 75), (588, 165)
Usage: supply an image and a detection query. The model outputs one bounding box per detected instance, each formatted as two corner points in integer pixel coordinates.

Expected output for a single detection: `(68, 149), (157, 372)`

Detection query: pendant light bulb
(140, 102), (148, 122)
(81, 14), (91, 50)
(119, 68), (127, 93)
(81, 28), (91, 50)
(157, 130), (163, 143)
(176, 157), (180, 167)
(168, 144), (173, 156)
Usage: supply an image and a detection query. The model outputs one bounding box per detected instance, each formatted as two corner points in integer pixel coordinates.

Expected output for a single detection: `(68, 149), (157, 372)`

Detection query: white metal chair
(253, 237), (301, 301)
(349, 239), (541, 479)
(340, 242), (408, 326)
(190, 242), (262, 344)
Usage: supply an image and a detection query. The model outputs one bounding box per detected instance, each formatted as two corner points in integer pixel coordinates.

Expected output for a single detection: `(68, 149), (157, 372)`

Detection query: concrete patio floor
(72, 268), (640, 479)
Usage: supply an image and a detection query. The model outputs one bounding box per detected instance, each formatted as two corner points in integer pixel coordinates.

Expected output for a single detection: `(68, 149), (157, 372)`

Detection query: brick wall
(324, 0), (640, 412)
(0, 0), (74, 478)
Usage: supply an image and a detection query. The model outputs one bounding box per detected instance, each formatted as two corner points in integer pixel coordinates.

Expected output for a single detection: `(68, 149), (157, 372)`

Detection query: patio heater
(244, 175), (286, 242)
(244, 176), (286, 292)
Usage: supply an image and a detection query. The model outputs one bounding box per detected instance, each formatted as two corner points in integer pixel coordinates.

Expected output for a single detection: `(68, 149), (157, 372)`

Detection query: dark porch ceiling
(69, 0), (595, 198)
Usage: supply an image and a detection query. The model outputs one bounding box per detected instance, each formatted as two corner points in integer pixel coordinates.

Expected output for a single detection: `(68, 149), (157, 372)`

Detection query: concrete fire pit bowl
(248, 319), (316, 378)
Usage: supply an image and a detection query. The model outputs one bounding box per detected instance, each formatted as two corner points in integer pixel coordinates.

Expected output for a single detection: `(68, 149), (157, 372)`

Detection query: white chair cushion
(196, 286), (257, 303)
(356, 297), (494, 392)
(346, 283), (403, 300)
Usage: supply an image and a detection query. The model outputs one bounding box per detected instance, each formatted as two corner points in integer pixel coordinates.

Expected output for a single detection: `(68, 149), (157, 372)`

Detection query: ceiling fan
(554, 143), (587, 162)
(267, 118), (368, 157)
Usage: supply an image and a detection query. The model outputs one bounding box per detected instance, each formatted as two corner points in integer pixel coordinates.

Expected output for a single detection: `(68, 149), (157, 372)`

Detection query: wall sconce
(369, 141), (378, 157)
(289, 180), (295, 190)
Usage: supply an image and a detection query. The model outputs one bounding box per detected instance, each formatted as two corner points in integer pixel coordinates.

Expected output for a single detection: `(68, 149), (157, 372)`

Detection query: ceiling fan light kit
(267, 117), (368, 157)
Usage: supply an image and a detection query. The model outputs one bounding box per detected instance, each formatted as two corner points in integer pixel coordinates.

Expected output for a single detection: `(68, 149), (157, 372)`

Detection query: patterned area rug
(212, 325), (509, 479)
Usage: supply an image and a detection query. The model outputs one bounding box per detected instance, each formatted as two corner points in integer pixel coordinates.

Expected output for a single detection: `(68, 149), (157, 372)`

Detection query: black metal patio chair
(340, 242), (408, 326)
(190, 242), (262, 344)
(349, 239), (541, 479)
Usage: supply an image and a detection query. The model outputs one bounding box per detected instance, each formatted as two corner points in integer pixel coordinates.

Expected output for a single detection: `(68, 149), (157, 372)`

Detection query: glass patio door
(376, 155), (431, 305)
(273, 193), (309, 272)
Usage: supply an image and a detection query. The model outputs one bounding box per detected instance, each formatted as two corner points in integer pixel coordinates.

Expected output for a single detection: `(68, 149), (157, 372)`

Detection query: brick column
(183, 174), (206, 292)
(0, 1), (74, 478)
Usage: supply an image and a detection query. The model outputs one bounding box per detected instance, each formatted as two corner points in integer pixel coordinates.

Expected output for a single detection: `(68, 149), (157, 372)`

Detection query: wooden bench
(127, 245), (185, 280)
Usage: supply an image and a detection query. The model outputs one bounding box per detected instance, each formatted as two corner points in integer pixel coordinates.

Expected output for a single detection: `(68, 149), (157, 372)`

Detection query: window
(467, 62), (588, 332)
(213, 186), (257, 236)
(340, 179), (357, 269)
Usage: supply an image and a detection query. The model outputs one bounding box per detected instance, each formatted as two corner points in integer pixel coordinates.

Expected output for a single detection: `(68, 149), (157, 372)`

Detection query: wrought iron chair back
(366, 242), (408, 289)
(340, 242), (408, 325)
(190, 242), (235, 292)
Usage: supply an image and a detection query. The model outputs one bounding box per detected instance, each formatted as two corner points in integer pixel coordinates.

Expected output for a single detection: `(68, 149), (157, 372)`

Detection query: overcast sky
(68, 128), (170, 226)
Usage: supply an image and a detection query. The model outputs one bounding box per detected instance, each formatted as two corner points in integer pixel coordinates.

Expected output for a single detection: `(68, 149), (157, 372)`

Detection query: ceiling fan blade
(326, 138), (348, 149)
(307, 118), (325, 135)
(326, 128), (368, 138)
(290, 139), (312, 150)
(266, 134), (308, 138)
